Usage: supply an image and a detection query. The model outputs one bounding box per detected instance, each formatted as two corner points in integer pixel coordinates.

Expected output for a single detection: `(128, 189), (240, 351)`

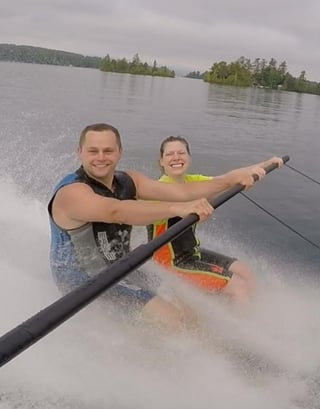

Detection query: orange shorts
(153, 248), (236, 291)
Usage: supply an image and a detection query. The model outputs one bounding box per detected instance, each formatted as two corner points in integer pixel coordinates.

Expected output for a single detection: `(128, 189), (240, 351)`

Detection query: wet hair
(159, 135), (191, 158)
(79, 123), (122, 149)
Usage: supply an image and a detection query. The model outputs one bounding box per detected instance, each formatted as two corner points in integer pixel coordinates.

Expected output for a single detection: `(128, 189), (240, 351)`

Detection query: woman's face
(160, 140), (191, 178)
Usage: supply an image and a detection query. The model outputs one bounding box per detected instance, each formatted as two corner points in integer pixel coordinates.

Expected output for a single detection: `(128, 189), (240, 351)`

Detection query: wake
(1, 179), (320, 409)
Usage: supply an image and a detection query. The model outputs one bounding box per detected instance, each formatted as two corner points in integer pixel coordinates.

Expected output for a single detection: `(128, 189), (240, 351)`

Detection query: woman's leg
(141, 295), (197, 333)
(200, 249), (255, 305)
(220, 263), (253, 304)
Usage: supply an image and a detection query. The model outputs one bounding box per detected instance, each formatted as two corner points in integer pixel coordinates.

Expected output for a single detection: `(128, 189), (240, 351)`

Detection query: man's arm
(128, 156), (283, 202)
(52, 183), (213, 229)
(255, 156), (284, 169)
(127, 167), (262, 202)
(126, 170), (228, 202)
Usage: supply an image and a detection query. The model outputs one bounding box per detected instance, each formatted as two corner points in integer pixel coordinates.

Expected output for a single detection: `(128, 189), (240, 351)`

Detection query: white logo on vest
(97, 231), (117, 261)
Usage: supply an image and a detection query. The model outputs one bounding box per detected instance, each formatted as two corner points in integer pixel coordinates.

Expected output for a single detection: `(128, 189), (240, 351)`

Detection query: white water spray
(0, 178), (320, 409)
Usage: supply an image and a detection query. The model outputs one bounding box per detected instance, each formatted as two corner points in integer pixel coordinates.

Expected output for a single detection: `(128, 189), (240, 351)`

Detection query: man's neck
(83, 168), (115, 190)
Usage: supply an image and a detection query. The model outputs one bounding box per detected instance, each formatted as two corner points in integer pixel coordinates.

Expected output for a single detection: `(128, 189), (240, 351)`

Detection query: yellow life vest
(148, 174), (212, 264)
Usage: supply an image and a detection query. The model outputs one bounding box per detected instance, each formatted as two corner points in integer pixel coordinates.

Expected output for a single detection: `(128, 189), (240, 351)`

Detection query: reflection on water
(206, 82), (303, 124)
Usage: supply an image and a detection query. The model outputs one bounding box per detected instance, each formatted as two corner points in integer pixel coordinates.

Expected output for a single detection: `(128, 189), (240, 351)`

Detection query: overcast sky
(1, 0), (320, 80)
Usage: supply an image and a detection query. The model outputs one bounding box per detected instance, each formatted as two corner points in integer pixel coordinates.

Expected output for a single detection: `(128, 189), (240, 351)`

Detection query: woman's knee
(223, 273), (250, 303)
(140, 296), (194, 332)
(229, 260), (254, 283)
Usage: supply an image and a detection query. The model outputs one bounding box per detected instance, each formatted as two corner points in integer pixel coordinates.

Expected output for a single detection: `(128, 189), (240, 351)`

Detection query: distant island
(1, 44), (319, 95)
(100, 53), (175, 77)
(0, 44), (174, 78)
(185, 71), (205, 79)
(186, 57), (320, 96)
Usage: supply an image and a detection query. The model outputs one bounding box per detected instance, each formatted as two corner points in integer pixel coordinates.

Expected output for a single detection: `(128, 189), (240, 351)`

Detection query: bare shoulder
(51, 183), (94, 229)
(54, 182), (93, 205)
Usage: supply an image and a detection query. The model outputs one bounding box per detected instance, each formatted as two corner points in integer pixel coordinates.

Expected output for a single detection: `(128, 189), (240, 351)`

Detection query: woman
(148, 135), (258, 305)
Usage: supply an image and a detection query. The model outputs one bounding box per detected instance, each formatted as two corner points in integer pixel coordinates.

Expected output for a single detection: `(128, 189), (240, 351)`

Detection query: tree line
(202, 57), (320, 95)
(2, 44), (319, 95)
(0, 44), (101, 68)
(0, 44), (175, 78)
(100, 53), (175, 77)
(185, 70), (204, 79)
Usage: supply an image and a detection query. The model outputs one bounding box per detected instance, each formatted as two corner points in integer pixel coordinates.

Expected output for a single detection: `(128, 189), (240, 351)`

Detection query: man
(48, 123), (269, 331)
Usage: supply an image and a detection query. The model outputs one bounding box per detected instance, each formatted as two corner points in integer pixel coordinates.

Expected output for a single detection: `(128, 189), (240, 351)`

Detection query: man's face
(78, 130), (122, 181)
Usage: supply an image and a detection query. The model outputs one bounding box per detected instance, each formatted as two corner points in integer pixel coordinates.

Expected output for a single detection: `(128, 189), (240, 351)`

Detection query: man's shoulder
(48, 170), (83, 215)
(114, 170), (137, 198)
(115, 170), (135, 184)
(53, 171), (81, 194)
(115, 169), (130, 178)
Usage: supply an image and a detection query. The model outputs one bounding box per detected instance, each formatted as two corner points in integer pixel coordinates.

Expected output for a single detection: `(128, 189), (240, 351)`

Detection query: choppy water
(1, 61), (320, 408)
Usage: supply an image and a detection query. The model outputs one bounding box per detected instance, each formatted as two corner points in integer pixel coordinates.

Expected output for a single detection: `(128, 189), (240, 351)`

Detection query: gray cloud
(1, 0), (319, 80)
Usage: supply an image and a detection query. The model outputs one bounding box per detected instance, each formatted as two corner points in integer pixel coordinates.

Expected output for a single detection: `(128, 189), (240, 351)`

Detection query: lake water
(1, 61), (320, 408)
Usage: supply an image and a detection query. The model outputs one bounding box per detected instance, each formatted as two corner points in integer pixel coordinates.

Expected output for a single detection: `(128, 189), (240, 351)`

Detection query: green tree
(203, 56), (320, 95)
(99, 52), (174, 78)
